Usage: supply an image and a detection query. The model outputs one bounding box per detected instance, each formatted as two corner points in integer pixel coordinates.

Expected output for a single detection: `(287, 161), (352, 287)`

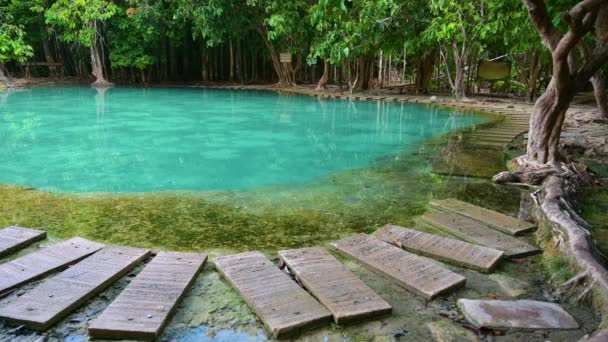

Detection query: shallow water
(0, 87), (486, 192)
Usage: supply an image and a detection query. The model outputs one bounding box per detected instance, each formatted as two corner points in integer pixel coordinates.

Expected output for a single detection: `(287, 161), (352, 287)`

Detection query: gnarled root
(494, 156), (608, 340)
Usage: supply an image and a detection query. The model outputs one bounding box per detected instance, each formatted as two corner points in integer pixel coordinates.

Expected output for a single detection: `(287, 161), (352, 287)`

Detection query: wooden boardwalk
(88, 251), (207, 341)
(0, 237), (104, 294)
(430, 199), (536, 235)
(331, 234), (466, 300)
(214, 251), (332, 338)
(422, 211), (539, 257)
(0, 226), (46, 258)
(278, 247), (392, 325)
(374, 225), (503, 273)
(0, 246), (149, 330)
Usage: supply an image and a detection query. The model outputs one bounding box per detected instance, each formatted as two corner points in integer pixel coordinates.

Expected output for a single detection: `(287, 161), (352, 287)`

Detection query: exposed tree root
(494, 159), (608, 341)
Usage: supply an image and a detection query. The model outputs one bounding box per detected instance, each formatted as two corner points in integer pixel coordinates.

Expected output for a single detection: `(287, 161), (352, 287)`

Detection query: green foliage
(0, 12), (33, 63)
(108, 3), (160, 69)
(45, 0), (118, 47)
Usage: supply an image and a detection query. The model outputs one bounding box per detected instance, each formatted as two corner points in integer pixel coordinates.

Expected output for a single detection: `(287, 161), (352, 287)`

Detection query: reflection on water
(0, 87), (488, 192)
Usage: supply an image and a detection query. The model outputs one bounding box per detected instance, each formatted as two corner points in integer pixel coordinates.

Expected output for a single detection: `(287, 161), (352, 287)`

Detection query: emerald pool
(0, 86), (488, 192)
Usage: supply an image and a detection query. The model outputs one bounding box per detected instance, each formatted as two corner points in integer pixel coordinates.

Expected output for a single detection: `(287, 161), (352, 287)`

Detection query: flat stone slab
(214, 251), (332, 338)
(88, 251), (207, 340)
(430, 199), (536, 235)
(0, 246), (150, 330)
(457, 299), (579, 330)
(422, 211), (539, 258)
(374, 225), (503, 273)
(0, 237), (104, 294)
(278, 247), (392, 325)
(331, 234), (466, 300)
(0, 226), (47, 259)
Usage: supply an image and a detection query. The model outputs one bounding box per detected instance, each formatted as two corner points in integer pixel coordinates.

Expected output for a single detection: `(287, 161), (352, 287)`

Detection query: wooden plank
(214, 251), (332, 338)
(422, 211), (539, 258)
(0, 246), (150, 330)
(278, 247), (392, 325)
(88, 251), (207, 341)
(374, 225), (503, 273)
(331, 234), (466, 300)
(0, 226), (46, 258)
(430, 198), (536, 235)
(0, 237), (104, 294)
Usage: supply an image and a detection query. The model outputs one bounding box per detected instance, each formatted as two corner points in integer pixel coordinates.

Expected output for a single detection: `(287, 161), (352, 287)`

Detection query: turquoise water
(0, 87), (488, 192)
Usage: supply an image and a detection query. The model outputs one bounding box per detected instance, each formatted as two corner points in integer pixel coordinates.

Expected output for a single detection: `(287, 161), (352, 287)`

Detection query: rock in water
(457, 299), (579, 330)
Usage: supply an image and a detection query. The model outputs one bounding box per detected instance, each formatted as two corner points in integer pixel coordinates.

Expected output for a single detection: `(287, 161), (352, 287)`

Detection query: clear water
(0, 87), (487, 193)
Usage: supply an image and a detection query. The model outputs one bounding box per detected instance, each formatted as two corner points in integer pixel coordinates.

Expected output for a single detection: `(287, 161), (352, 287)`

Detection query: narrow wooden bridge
(0, 197), (545, 340)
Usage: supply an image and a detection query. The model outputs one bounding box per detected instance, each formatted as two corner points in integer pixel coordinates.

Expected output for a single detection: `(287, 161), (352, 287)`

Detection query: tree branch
(522, 0), (562, 51)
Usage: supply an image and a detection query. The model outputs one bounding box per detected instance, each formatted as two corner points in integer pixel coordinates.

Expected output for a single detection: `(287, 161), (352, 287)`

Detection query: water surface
(0, 87), (487, 192)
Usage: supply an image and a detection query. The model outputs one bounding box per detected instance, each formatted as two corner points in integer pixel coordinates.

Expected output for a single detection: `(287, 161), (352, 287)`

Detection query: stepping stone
(0, 237), (104, 294)
(422, 211), (539, 258)
(331, 234), (466, 300)
(278, 247), (392, 324)
(0, 246), (150, 330)
(88, 251), (207, 340)
(214, 251), (331, 338)
(0, 226), (46, 258)
(457, 299), (579, 330)
(430, 198), (536, 235)
(374, 225), (503, 273)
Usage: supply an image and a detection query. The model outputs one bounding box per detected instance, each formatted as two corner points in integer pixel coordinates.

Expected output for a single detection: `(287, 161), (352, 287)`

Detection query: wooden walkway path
(214, 251), (332, 338)
(88, 251), (207, 340)
(374, 224), (503, 273)
(0, 237), (104, 294)
(430, 199), (536, 235)
(331, 234), (466, 299)
(279, 247), (392, 325)
(0, 226), (46, 258)
(0, 246), (149, 330)
(422, 211), (539, 257)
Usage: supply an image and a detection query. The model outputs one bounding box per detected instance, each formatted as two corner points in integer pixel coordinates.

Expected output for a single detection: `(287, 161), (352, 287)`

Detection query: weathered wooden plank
(0, 246), (150, 330)
(422, 211), (539, 257)
(278, 247), (392, 325)
(331, 234), (466, 300)
(430, 198), (536, 235)
(214, 251), (332, 338)
(374, 225), (503, 273)
(0, 226), (46, 258)
(0, 237), (104, 294)
(88, 251), (207, 341)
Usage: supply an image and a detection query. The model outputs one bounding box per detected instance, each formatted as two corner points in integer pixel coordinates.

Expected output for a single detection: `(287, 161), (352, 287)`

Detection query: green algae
(582, 185), (608, 256)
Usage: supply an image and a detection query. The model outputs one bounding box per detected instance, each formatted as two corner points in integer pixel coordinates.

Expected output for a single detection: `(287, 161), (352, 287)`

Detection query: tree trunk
(255, 25), (294, 86)
(90, 24), (111, 86)
(527, 49), (541, 102)
(229, 39), (235, 81)
(316, 59), (329, 90)
(416, 50), (436, 95)
(41, 31), (57, 77)
(0, 64), (13, 87)
(378, 50), (383, 86)
(201, 46), (209, 81)
(356, 55), (373, 91)
(591, 74), (608, 118)
(451, 41), (466, 99)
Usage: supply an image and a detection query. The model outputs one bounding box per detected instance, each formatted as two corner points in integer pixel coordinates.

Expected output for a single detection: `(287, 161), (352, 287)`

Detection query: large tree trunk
(41, 31), (57, 77)
(522, 0), (608, 166)
(255, 25), (295, 87)
(591, 74), (607, 118)
(316, 59), (329, 90)
(356, 55), (373, 91)
(416, 50), (436, 95)
(89, 21), (111, 86)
